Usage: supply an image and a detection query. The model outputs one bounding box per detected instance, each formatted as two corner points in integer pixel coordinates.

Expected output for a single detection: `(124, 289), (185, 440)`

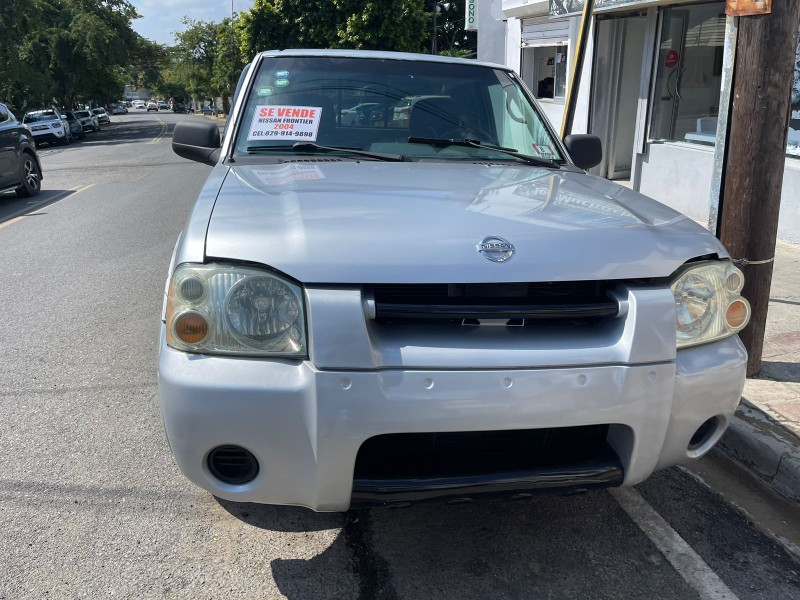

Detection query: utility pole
(717, 2), (800, 375)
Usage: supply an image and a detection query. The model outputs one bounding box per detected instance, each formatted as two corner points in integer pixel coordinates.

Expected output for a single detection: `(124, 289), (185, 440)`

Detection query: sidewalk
(716, 239), (800, 503)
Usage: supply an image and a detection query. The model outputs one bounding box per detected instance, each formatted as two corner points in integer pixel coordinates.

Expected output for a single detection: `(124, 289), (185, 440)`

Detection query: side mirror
(563, 134), (602, 170)
(172, 121), (221, 166)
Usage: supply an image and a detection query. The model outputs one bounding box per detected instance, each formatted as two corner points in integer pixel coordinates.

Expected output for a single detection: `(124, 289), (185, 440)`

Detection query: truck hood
(205, 161), (727, 284)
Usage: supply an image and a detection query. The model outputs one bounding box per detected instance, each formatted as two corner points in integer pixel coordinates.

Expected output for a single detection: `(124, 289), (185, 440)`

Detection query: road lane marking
(0, 184), (95, 230)
(148, 118), (168, 144)
(610, 487), (740, 600)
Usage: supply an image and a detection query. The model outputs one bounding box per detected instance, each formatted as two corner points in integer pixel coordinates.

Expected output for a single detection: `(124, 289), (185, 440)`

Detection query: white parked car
(72, 109), (100, 132)
(22, 109), (72, 145)
(162, 50), (751, 511)
(92, 107), (110, 124)
(340, 102), (383, 126)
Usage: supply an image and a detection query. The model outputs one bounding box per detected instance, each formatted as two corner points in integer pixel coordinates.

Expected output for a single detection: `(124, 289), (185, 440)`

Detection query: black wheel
(79, 129), (85, 140)
(15, 154), (41, 198)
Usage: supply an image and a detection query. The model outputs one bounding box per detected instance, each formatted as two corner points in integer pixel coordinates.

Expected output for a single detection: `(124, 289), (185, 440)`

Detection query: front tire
(15, 154), (41, 198)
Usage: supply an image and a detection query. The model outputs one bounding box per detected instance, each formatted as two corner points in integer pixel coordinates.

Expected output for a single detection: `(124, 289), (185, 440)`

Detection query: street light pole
(431, 2), (450, 55)
(432, 5), (438, 55)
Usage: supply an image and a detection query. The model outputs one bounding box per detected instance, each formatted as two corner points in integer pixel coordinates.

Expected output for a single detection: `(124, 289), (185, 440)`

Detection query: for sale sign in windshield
(248, 105), (322, 141)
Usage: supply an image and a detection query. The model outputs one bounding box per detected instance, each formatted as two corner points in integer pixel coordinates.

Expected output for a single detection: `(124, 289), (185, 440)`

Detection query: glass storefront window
(788, 31), (800, 158)
(649, 2), (726, 146)
(528, 45), (568, 100)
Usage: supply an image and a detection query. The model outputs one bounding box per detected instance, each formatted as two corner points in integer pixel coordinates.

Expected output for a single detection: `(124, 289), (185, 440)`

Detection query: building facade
(490, 0), (800, 242)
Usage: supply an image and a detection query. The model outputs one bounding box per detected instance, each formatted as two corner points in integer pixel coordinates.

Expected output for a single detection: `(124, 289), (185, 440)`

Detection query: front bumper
(31, 130), (65, 143)
(158, 333), (747, 511)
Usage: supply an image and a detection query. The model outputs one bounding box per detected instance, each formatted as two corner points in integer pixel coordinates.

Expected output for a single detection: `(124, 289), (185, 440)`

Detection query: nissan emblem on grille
(477, 236), (515, 262)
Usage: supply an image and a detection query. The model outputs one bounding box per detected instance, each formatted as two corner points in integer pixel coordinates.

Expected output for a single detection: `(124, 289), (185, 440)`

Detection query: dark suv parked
(62, 111), (86, 140)
(0, 102), (43, 197)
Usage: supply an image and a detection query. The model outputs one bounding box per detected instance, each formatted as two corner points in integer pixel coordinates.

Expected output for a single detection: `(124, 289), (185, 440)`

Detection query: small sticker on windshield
(532, 144), (557, 159)
(275, 70), (290, 78)
(248, 105), (322, 141)
(275, 79), (290, 88)
(258, 87), (274, 96)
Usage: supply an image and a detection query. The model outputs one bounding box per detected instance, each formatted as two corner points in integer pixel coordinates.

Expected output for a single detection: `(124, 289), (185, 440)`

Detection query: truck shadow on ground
(216, 470), (709, 600)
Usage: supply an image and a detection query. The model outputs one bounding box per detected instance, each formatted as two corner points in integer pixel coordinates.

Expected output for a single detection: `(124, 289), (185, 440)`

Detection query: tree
(171, 19), (219, 103)
(127, 35), (170, 96)
(240, 0), (428, 58)
(45, 0), (141, 107)
(0, 0), (52, 112)
(213, 17), (247, 114)
(1, 0), (144, 110)
(336, 1), (428, 51)
(427, 0), (476, 57)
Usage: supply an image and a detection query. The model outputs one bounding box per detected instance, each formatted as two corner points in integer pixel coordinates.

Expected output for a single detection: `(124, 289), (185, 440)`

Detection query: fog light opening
(688, 417), (720, 452)
(207, 445), (259, 485)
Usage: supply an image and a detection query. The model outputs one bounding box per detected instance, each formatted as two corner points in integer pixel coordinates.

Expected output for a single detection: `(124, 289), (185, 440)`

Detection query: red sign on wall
(665, 50), (680, 68)
(726, 0), (772, 16)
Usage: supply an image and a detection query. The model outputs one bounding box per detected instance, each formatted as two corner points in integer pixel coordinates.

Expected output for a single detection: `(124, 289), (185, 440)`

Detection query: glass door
(649, 2), (726, 145)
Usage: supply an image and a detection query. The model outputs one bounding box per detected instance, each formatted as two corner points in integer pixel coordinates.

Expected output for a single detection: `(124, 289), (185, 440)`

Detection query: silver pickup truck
(160, 50), (750, 511)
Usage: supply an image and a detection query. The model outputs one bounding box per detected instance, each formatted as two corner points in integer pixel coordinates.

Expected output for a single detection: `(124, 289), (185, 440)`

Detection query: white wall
(478, 0), (508, 65)
(505, 18), (522, 74)
(537, 101), (566, 130)
(637, 142), (715, 223)
(778, 161), (800, 244)
(637, 142), (800, 243)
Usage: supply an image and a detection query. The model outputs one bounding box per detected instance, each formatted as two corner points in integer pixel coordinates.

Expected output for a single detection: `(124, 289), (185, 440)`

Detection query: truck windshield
(233, 55), (564, 164)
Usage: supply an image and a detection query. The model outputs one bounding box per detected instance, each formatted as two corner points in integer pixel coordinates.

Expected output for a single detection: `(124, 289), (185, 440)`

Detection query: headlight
(165, 263), (306, 357)
(670, 261), (751, 349)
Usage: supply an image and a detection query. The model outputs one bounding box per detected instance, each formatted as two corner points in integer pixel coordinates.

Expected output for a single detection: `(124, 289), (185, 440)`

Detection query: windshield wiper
(407, 137), (560, 169)
(247, 142), (406, 162)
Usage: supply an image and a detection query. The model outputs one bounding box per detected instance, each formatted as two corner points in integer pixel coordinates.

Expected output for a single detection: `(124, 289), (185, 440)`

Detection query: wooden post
(717, 3), (800, 375)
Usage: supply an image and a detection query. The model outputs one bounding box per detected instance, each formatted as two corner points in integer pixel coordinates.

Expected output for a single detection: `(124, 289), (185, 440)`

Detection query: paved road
(1, 112), (799, 599)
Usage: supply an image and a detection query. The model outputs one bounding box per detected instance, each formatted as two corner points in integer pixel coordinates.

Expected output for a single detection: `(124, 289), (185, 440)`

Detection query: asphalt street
(1, 111), (799, 599)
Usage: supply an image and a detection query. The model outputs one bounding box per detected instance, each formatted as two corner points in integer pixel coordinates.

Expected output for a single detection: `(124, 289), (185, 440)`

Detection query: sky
(129, 0), (254, 45)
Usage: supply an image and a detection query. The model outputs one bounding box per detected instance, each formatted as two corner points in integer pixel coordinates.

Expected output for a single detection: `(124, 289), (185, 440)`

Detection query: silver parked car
(92, 107), (110, 124)
(72, 109), (100, 132)
(161, 50), (751, 511)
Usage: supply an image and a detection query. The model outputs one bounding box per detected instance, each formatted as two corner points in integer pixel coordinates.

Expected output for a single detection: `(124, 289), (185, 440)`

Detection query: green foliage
(0, 0), (52, 112)
(0, 0), (148, 111)
(213, 18), (247, 113)
(336, 1), (428, 51)
(128, 36), (170, 95)
(429, 0), (477, 57)
(240, 0), (428, 59)
(2, 0), (462, 116)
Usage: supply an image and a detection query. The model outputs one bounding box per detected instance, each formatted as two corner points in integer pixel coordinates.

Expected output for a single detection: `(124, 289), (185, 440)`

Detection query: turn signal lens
(174, 312), (209, 344)
(725, 298), (751, 331)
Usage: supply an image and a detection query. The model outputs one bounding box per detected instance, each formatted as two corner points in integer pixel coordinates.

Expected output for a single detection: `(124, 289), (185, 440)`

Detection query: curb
(715, 400), (800, 504)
